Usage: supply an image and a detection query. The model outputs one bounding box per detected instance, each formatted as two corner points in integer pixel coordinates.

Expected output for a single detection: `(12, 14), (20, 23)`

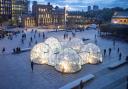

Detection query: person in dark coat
(125, 56), (128, 62)
(31, 61), (34, 72)
(119, 53), (122, 60)
(109, 48), (111, 55)
(43, 32), (45, 38)
(13, 48), (15, 53)
(80, 80), (84, 89)
(30, 37), (33, 42)
(104, 49), (106, 56)
(2, 47), (5, 53)
(127, 76), (128, 89)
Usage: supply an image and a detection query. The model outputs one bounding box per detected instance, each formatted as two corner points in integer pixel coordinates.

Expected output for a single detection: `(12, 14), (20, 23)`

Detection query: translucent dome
(55, 48), (81, 73)
(30, 37), (103, 73)
(44, 37), (62, 53)
(44, 37), (62, 66)
(80, 43), (102, 64)
(61, 38), (84, 52)
(30, 43), (49, 64)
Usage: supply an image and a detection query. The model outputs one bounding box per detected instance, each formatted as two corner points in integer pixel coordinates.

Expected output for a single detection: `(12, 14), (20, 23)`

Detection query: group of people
(103, 47), (122, 60)
(63, 31), (76, 40)
(13, 47), (21, 54)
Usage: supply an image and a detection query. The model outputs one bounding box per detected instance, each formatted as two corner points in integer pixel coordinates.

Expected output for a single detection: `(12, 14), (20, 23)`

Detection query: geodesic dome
(61, 38), (84, 52)
(79, 43), (102, 64)
(55, 48), (82, 73)
(30, 43), (49, 64)
(44, 37), (62, 53)
(30, 37), (103, 73)
(44, 37), (62, 66)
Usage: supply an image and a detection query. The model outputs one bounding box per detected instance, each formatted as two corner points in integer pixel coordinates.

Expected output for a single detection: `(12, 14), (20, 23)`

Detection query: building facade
(111, 12), (128, 25)
(32, 2), (53, 27)
(0, 0), (12, 19)
(32, 2), (66, 28)
(23, 15), (36, 28)
(67, 11), (86, 29)
(11, 0), (29, 26)
(53, 6), (65, 28)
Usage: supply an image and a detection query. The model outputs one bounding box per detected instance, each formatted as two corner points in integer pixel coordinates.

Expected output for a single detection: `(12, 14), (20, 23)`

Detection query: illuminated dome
(79, 43), (102, 64)
(44, 37), (62, 53)
(30, 43), (49, 64)
(44, 37), (62, 66)
(55, 48), (82, 73)
(61, 38), (84, 52)
(30, 37), (103, 73)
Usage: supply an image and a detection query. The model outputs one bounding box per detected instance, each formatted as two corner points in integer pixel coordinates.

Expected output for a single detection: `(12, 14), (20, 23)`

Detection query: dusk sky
(30, 0), (128, 11)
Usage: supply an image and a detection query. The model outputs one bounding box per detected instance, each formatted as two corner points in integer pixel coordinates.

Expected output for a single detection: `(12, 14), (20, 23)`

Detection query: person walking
(30, 37), (33, 42)
(13, 48), (15, 53)
(64, 34), (66, 39)
(117, 48), (120, 53)
(80, 80), (84, 89)
(104, 49), (106, 56)
(125, 56), (128, 62)
(119, 53), (122, 60)
(31, 61), (34, 72)
(43, 32), (45, 38)
(109, 48), (111, 56)
(127, 76), (128, 89)
(2, 47), (5, 53)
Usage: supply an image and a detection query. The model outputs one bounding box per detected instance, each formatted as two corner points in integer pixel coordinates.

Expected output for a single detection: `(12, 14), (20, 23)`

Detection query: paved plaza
(0, 28), (128, 89)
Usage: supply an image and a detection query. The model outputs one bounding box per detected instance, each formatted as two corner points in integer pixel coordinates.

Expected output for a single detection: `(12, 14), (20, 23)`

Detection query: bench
(108, 60), (127, 69)
(59, 74), (95, 89)
(21, 48), (31, 52)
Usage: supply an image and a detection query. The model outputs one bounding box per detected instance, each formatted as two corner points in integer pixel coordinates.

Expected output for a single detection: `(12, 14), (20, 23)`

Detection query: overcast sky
(30, 0), (128, 11)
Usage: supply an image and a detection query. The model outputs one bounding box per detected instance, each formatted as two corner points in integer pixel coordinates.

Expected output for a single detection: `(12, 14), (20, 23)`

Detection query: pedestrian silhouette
(125, 56), (128, 62)
(30, 37), (33, 42)
(127, 76), (128, 89)
(43, 32), (45, 38)
(80, 80), (84, 89)
(2, 47), (5, 53)
(31, 61), (34, 72)
(109, 48), (111, 55)
(13, 48), (15, 53)
(119, 53), (122, 60)
(104, 49), (106, 56)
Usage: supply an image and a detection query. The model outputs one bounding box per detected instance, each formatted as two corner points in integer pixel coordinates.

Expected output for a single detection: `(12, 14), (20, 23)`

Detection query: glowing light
(61, 38), (84, 52)
(30, 37), (103, 73)
(30, 43), (49, 64)
(79, 43), (102, 64)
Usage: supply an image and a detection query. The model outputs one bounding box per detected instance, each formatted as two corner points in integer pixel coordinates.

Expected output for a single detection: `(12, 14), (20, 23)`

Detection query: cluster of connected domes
(30, 37), (102, 73)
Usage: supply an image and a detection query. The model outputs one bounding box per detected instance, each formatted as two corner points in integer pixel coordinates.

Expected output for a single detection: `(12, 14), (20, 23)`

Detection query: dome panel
(80, 43), (102, 64)
(61, 38), (84, 52)
(45, 37), (62, 53)
(44, 37), (62, 66)
(55, 48), (82, 73)
(31, 43), (49, 64)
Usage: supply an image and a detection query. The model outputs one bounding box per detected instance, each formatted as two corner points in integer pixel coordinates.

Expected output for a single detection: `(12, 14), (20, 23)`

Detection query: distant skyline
(29, 0), (128, 11)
